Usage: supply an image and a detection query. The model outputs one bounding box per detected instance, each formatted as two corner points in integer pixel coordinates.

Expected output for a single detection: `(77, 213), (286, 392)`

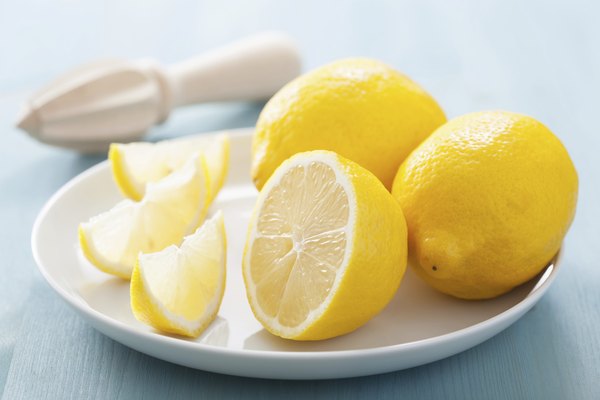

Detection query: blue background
(1, 0), (598, 398)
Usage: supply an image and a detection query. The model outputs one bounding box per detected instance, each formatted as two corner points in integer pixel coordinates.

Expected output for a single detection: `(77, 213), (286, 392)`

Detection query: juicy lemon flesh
(79, 200), (137, 278)
(139, 214), (224, 322)
(110, 134), (229, 201)
(140, 248), (218, 322)
(249, 161), (349, 329)
(131, 212), (226, 337)
(80, 155), (210, 278)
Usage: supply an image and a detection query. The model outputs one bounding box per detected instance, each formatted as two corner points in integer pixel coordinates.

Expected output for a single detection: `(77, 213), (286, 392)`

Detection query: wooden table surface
(1, 0), (598, 398)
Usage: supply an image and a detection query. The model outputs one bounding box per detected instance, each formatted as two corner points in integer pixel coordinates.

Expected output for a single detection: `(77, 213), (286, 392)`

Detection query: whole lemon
(392, 111), (578, 299)
(251, 58), (446, 190)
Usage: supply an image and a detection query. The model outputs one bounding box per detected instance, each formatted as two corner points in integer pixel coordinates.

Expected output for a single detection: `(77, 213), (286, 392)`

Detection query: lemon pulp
(249, 160), (351, 329)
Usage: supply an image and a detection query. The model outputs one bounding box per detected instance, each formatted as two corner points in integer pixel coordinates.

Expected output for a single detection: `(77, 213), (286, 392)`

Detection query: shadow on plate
(242, 259), (556, 352)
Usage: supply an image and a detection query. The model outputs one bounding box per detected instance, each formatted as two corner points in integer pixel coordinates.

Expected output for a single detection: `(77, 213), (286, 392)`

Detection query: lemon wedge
(130, 212), (227, 337)
(109, 134), (230, 201)
(243, 150), (407, 340)
(79, 154), (210, 279)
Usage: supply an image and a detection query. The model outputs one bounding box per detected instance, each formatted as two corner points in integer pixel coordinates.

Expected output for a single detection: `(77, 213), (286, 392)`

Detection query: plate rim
(31, 127), (562, 364)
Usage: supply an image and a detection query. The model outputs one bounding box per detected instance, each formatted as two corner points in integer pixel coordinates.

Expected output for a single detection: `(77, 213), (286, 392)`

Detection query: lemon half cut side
(243, 150), (408, 341)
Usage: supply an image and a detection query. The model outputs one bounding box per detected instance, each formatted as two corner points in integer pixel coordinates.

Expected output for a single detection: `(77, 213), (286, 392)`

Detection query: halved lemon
(243, 150), (408, 340)
(79, 154), (210, 279)
(130, 212), (227, 338)
(109, 133), (230, 201)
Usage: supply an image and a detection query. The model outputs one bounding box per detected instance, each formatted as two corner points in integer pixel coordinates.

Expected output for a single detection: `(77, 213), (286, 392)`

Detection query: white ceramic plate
(32, 128), (561, 380)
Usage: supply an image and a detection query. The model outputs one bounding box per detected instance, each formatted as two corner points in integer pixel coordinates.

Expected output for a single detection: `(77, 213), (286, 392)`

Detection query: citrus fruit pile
(78, 57), (578, 342)
(245, 58), (577, 339)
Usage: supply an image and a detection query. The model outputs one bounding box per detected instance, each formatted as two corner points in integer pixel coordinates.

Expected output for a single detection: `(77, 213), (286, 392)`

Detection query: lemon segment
(130, 212), (227, 338)
(79, 154), (211, 279)
(110, 133), (230, 202)
(243, 150), (407, 340)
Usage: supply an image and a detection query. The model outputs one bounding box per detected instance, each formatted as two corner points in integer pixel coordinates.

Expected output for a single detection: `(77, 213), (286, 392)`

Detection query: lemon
(251, 58), (446, 190)
(392, 111), (578, 299)
(243, 150), (407, 340)
(130, 212), (227, 337)
(109, 133), (230, 202)
(79, 154), (210, 279)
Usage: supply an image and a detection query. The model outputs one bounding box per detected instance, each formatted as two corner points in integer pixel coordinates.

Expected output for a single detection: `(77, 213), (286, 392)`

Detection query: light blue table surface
(1, 1), (599, 399)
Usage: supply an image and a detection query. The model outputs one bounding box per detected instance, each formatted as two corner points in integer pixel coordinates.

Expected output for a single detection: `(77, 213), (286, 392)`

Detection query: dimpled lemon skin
(392, 111), (578, 300)
(251, 58), (446, 190)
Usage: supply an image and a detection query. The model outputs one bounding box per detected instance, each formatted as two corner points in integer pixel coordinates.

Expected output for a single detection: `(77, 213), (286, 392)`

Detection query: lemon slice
(109, 133), (230, 201)
(79, 154), (210, 279)
(130, 212), (227, 337)
(243, 150), (408, 340)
